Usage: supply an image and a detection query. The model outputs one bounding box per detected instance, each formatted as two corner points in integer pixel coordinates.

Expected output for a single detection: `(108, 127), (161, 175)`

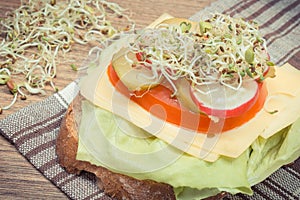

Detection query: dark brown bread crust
(56, 98), (176, 200)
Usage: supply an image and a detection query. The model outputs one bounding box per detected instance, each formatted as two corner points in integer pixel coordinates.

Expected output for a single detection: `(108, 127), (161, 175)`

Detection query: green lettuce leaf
(76, 100), (300, 199)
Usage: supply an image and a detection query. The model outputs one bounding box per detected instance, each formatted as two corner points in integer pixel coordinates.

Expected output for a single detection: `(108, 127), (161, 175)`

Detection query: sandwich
(56, 13), (300, 199)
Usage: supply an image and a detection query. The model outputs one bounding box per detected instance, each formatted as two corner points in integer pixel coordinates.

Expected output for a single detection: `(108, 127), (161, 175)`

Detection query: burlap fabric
(1, 0), (299, 199)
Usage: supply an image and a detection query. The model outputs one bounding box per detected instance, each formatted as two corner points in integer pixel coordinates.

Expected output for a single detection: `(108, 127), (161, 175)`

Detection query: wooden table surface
(0, 0), (213, 199)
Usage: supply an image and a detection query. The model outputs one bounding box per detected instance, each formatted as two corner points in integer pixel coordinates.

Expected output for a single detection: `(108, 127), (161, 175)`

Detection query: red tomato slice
(107, 63), (268, 133)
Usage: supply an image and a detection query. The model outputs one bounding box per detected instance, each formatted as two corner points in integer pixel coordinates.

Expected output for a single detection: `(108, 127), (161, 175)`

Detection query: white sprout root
(0, 0), (134, 112)
(125, 13), (272, 95)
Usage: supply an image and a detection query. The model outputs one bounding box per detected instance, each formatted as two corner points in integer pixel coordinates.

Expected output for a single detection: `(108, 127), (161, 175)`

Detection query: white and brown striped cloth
(1, 0), (299, 199)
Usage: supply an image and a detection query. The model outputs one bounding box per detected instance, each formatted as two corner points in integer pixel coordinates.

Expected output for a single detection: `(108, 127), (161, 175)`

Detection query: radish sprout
(0, 0), (134, 113)
(124, 14), (271, 95)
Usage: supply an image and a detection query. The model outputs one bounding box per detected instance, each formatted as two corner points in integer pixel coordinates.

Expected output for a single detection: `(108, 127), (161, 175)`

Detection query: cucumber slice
(112, 48), (162, 92)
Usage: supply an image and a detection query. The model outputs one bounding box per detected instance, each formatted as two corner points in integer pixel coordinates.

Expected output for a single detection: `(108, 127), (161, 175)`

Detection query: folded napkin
(1, 0), (299, 199)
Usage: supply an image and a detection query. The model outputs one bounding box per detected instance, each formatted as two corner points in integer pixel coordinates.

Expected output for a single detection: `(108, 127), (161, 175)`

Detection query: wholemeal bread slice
(56, 96), (227, 200)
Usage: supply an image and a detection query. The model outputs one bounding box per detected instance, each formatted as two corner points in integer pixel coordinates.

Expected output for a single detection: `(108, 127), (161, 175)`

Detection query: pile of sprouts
(126, 13), (274, 95)
(0, 0), (133, 113)
(128, 26), (209, 94)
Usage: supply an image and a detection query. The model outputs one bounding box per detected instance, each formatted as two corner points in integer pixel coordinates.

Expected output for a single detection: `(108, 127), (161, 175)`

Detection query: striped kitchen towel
(0, 82), (110, 200)
(1, 0), (300, 199)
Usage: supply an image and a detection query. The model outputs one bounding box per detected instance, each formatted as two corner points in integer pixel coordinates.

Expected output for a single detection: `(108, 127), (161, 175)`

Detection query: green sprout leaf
(180, 21), (192, 33)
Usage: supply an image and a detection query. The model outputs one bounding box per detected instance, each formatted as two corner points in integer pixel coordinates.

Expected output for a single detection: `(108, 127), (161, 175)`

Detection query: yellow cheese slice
(80, 46), (300, 162)
(259, 64), (300, 138)
(80, 61), (220, 162)
(79, 15), (300, 162)
(147, 13), (173, 28)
